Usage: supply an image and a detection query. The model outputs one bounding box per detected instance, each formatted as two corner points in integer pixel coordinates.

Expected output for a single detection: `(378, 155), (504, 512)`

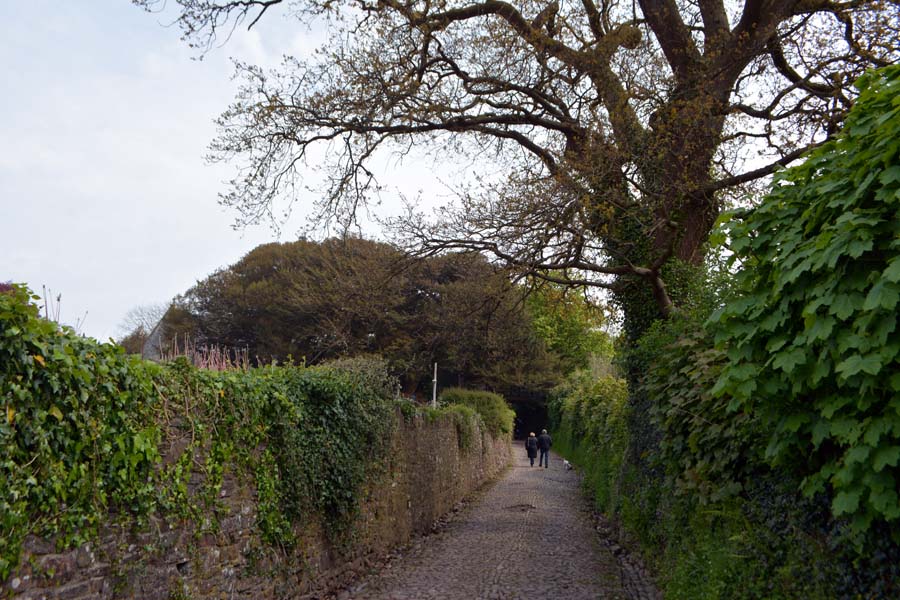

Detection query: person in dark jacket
(525, 432), (538, 466)
(537, 429), (552, 468)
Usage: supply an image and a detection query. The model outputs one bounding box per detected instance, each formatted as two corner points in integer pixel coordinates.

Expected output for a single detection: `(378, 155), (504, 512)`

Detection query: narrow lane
(343, 451), (628, 599)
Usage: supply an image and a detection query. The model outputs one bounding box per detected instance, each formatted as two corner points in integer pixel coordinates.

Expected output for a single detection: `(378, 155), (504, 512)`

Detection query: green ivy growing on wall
(0, 284), (399, 580)
(1, 285), (160, 580)
(714, 65), (900, 535)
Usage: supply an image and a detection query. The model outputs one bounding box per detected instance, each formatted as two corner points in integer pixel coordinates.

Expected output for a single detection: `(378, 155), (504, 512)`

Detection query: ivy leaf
(863, 280), (900, 311)
(772, 348), (807, 374)
(878, 165), (900, 185)
(33, 354), (46, 367)
(883, 258), (900, 283)
(809, 358), (831, 387)
(863, 418), (893, 446)
(833, 488), (862, 516)
(811, 420), (831, 447)
(869, 488), (900, 520)
(830, 419), (862, 443)
(845, 445), (871, 464)
(846, 238), (874, 259)
(782, 414), (810, 433)
(48, 405), (64, 421)
(873, 446), (900, 471)
(805, 316), (834, 342)
(819, 395), (852, 419)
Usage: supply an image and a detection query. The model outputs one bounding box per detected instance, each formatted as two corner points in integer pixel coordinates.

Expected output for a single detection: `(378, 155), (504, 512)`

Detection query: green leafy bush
(439, 388), (515, 437)
(714, 65), (900, 533)
(550, 367), (846, 598)
(638, 314), (764, 502)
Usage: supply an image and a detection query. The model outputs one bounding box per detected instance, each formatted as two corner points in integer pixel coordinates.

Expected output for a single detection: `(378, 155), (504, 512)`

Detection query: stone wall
(6, 411), (511, 599)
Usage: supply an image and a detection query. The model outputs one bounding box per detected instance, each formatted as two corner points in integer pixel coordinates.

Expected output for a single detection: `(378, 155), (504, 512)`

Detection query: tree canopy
(162, 237), (577, 393)
(136, 0), (899, 320)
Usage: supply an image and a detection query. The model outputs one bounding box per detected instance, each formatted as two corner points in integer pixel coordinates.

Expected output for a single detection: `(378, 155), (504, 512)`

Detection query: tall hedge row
(551, 65), (900, 599)
(714, 65), (900, 534)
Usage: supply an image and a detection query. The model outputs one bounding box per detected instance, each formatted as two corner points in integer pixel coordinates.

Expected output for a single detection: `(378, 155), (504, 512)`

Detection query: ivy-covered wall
(1, 285), (512, 599)
(6, 409), (510, 600)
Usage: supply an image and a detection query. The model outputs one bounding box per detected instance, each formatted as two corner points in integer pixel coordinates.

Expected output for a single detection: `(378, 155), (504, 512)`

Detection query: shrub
(439, 388), (515, 437)
(638, 313), (764, 502)
(549, 372), (629, 512)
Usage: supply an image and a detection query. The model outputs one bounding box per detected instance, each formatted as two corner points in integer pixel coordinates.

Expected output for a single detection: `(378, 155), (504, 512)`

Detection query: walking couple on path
(525, 430), (552, 468)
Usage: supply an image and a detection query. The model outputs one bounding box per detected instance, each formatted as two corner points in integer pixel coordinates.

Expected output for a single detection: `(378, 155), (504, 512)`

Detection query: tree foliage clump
(165, 237), (562, 393)
(439, 387), (515, 437)
(526, 284), (611, 374)
(136, 0), (899, 319)
(714, 65), (900, 534)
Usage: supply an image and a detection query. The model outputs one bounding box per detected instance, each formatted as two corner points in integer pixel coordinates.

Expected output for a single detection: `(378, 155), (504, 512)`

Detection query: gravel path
(340, 451), (631, 600)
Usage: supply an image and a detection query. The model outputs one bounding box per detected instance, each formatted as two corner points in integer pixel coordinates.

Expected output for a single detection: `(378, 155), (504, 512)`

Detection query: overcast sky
(1, 1), (449, 341)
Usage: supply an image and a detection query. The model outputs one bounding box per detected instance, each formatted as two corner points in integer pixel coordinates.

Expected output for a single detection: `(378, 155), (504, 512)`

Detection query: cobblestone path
(342, 451), (630, 600)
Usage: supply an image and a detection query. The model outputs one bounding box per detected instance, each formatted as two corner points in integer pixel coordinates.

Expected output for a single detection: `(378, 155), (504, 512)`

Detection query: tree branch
(638, 0), (701, 82)
(703, 142), (824, 192)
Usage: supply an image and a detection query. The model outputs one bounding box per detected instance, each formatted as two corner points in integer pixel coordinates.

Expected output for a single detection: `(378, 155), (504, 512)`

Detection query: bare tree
(117, 302), (169, 337)
(115, 302), (170, 354)
(135, 0), (899, 319)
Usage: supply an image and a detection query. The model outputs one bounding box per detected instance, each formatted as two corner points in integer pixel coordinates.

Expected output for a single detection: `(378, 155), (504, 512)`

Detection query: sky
(0, 1), (449, 342)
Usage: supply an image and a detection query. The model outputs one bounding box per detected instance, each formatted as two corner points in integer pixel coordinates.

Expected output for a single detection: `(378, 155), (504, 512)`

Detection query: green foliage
(526, 284), (612, 373)
(0, 284), (397, 578)
(167, 238), (561, 394)
(441, 404), (481, 450)
(1, 284), (160, 580)
(714, 66), (900, 533)
(439, 388), (515, 437)
(637, 314), (764, 502)
(319, 354), (400, 399)
(660, 495), (838, 600)
(548, 372), (629, 512)
(150, 359), (396, 546)
(550, 367), (850, 598)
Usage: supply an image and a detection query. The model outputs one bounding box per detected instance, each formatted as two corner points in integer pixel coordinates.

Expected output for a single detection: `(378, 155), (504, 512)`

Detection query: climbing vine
(1, 284), (160, 580)
(0, 284), (399, 579)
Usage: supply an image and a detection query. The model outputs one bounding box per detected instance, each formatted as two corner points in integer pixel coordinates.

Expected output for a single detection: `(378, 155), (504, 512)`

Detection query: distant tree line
(125, 237), (610, 396)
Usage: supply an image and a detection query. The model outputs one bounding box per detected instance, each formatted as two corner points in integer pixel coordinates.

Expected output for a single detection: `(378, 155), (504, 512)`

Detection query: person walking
(537, 429), (552, 469)
(525, 432), (538, 467)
